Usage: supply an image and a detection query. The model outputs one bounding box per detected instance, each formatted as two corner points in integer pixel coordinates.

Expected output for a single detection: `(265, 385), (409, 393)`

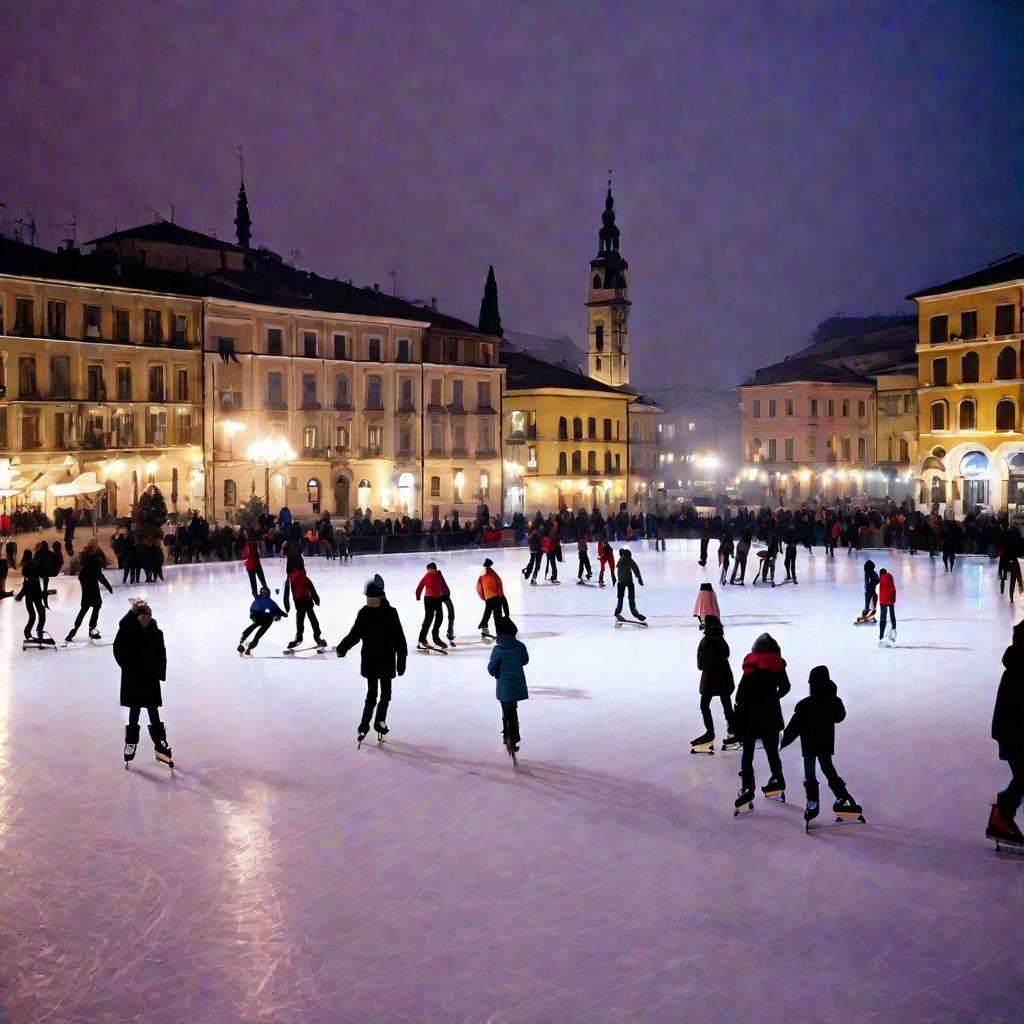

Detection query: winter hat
(426, 561), (437, 570)
(752, 632), (780, 654)
(483, 558), (494, 567)
(364, 573), (386, 598)
(496, 617), (518, 636)
(259, 586), (271, 597)
(808, 665), (831, 688)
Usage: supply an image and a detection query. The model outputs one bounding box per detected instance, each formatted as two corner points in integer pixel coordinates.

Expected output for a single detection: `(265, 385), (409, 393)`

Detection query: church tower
(586, 181), (631, 388)
(235, 174), (252, 251)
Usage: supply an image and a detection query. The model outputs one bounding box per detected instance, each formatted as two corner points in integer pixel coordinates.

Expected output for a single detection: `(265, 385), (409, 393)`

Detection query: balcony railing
(476, 448), (498, 458)
(302, 446), (325, 459)
(360, 445), (383, 458)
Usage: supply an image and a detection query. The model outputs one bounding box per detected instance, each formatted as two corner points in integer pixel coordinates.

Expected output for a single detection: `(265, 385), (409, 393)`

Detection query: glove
(397, 659), (406, 677)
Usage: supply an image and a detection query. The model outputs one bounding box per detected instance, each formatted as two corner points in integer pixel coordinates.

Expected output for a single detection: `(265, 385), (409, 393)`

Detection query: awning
(49, 472), (106, 497)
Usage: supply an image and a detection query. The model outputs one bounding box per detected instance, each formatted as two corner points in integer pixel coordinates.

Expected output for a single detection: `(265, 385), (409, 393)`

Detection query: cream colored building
(0, 237), (204, 518)
(874, 362), (919, 481)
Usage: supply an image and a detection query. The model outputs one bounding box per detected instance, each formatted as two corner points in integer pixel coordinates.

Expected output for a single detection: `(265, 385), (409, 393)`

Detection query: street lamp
(248, 438), (296, 507)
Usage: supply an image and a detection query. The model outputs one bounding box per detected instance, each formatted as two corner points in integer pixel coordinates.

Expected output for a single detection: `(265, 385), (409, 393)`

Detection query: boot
(123, 723), (141, 767)
(735, 770), (755, 811)
(987, 804), (1024, 844)
(148, 722), (174, 768)
(689, 729), (714, 752)
(830, 777), (862, 814)
(803, 778), (820, 824)
(761, 772), (785, 798)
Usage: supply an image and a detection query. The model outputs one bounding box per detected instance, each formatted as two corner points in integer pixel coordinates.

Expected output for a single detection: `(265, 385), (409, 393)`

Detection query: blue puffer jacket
(487, 635), (530, 702)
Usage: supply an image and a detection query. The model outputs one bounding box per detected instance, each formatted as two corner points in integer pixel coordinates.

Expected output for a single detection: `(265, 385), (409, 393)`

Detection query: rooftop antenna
(390, 268), (397, 296)
(25, 210), (37, 246)
(289, 247), (301, 268)
(170, 203), (175, 224)
(237, 145), (245, 183)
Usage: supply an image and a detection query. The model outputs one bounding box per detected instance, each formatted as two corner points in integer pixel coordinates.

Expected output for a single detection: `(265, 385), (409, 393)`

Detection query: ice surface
(0, 541), (1021, 1024)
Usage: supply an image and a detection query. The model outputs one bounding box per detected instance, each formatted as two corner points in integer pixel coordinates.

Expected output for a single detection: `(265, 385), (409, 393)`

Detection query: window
(302, 373), (317, 408)
(332, 333), (346, 359)
(558, 417), (568, 440)
(996, 304), (1017, 337)
(146, 408), (167, 445)
(785, 398), (794, 416)
(904, 393), (916, 414)
(481, 342), (494, 365)
(593, 275), (601, 290)
(87, 364), (105, 401)
(430, 378), (442, 407)
(114, 308), (130, 343)
(333, 374), (350, 409)
(573, 417), (583, 440)
(767, 438), (777, 462)
(43, 300), (66, 337)
(527, 446), (537, 470)
(997, 346), (1017, 380)
(930, 400), (947, 431)
(784, 438), (794, 461)
(841, 400), (850, 417)
(114, 410), (134, 446)
(749, 437), (762, 461)
(117, 364), (132, 401)
(430, 476), (440, 497)
(996, 399), (1015, 432)
(604, 450), (613, 472)
(266, 328), (283, 355)
(595, 324), (604, 351)
(368, 338), (381, 362)
(175, 408), (192, 444)
(572, 451), (582, 473)
(453, 421), (466, 453)
(933, 357), (948, 386)
(176, 367), (189, 402)
(21, 409), (41, 448)
(587, 417), (597, 439)
(961, 311), (977, 339)
(961, 351), (979, 383)
(807, 434), (817, 457)
(768, 399), (776, 418)
(603, 418), (613, 440)
(335, 425), (349, 451)
(224, 480), (237, 507)
(479, 472), (489, 499)
(304, 425), (320, 452)
(401, 378), (414, 410)
(367, 376), (382, 410)
(827, 399), (836, 416)
(451, 379), (464, 409)
(886, 436), (894, 461)
(479, 419), (492, 453)
(453, 470), (463, 503)
(930, 315), (948, 344)
(307, 478), (321, 508)
(899, 439), (909, 462)
(397, 338), (410, 363)
(841, 438), (851, 460)
(857, 400), (866, 418)
(447, 338), (459, 363)
(478, 381), (491, 409)
(752, 399), (761, 418)
(809, 398), (818, 417)
(14, 297), (34, 334)
(399, 424), (412, 453)
(267, 372), (284, 407)
(858, 436), (867, 461)
(83, 304), (102, 338)
(430, 418), (442, 452)
(587, 450), (597, 473)
(51, 356), (71, 398)
(303, 331), (317, 358)
(959, 399), (976, 431)
(595, 357), (601, 372)
(172, 314), (188, 346)
(144, 309), (162, 344)
(558, 452), (568, 474)
(148, 365), (165, 402)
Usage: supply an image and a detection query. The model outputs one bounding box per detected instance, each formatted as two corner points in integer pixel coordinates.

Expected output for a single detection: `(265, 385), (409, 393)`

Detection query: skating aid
(614, 615), (648, 628)
(22, 632), (57, 652)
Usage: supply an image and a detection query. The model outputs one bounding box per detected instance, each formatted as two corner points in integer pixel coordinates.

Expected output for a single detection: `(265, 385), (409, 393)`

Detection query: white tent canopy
(49, 472), (106, 498)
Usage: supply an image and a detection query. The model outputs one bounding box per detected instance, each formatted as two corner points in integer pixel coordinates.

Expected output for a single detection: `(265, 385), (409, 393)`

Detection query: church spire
(598, 173), (620, 255)
(478, 265), (503, 336)
(234, 150), (251, 250)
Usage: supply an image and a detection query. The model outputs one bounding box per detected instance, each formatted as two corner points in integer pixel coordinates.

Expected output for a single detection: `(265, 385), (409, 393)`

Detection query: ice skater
(693, 582), (720, 630)
(523, 528), (542, 583)
(717, 532), (733, 586)
(577, 532), (593, 583)
(242, 531), (268, 597)
(336, 574), (407, 745)
(1000, 539), (1023, 604)
(14, 547), (49, 645)
(597, 539), (616, 588)
(987, 620), (1024, 850)
(781, 665), (862, 828)
(782, 528), (797, 583)
(878, 568), (897, 646)
(283, 559), (326, 652)
(733, 633), (791, 812)
(415, 561), (448, 651)
(698, 520), (711, 567)
(440, 572), (456, 645)
(856, 560), (879, 624)
(477, 558), (509, 639)
(730, 530), (750, 585)
(237, 586), (286, 655)
(689, 614), (737, 753)
(114, 598), (173, 769)
(64, 542), (113, 644)
(614, 548), (645, 623)
(487, 617), (529, 762)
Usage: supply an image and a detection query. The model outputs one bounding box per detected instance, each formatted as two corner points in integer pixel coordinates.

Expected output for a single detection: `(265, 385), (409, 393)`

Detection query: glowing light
(221, 420), (245, 436)
(109, 460), (124, 475)
(798, 470), (810, 483)
(146, 461), (157, 475)
(248, 438), (297, 465)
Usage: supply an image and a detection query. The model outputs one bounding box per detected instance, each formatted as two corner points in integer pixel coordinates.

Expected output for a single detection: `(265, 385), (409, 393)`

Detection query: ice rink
(0, 540), (1021, 1024)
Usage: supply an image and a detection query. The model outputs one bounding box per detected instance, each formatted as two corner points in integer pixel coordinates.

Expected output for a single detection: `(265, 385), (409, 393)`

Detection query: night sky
(2, 1), (1021, 390)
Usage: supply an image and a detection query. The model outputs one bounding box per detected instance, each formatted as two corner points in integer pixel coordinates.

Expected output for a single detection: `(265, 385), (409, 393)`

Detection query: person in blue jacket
(237, 586), (286, 655)
(487, 617), (530, 752)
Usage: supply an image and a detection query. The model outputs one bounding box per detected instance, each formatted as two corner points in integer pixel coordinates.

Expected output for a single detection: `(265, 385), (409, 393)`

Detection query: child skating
(283, 559), (326, 652)
(15, 547), (52, 648)
(476, 558), (509, 640)
(613, 548), (646, 625)
(336, 574), (407, 745)
(64, 542), (113, 644)
(856, 560), (879, 624)
(114, 598), (173, 770)
(693, 582), (720, 630)
(878, 568), (897, 646)
(597, 539), (616, 588)
(689, 614), (737, 753)
(781, 665), (863, 830)
(577, 532), (593, 583)
(487, 617), (530, 765)
(415, 561), (448, 652)
(717, 532), (733, 586)
(237, 586), (286, 655)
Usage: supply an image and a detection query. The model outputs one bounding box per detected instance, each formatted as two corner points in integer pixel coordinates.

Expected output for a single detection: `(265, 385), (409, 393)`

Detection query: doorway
(334, 474), (351, 517)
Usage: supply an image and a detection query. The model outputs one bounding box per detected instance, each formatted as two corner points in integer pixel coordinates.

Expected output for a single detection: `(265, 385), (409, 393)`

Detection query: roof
(740, 356), (875, 387)
(907, 253), (1024, 300)
(86, 221), (247, 253)
(502, 329), (587, 369)
(501, 351), (629, 396)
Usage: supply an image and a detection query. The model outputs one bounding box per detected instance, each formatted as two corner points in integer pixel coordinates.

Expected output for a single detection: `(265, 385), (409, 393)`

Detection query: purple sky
(2, 1), (1021, 390)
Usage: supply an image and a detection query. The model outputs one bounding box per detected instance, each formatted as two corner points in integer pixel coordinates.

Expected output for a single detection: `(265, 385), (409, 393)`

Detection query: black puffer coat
(993, 645), (1024, 761)
(337, 598), (408, 680)
(113, 612), (166, 708)
(734, 647), (791, 739)
(697, 617), (734, 696)
(781, 676), (846, 756)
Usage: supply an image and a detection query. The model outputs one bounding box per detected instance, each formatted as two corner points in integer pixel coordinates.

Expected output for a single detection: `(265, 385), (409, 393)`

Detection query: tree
(237, 494), (266, 526)
(136, 485), (168, 537)
(477, 264), (503, 336)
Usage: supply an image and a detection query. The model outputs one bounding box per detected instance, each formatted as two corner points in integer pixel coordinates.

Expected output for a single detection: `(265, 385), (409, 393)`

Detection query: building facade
(874, 363), (918, 495)
(586, 185), (631, 390)
(910, 254), (1024, 515)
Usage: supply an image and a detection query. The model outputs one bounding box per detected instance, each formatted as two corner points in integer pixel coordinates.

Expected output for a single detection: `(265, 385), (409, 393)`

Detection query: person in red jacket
(878, 568), (897, 646)
(597, 540), (616, 588)
(241, 531), (267, 597)
(283, 560), (325, 651)
(415, 561), (447, 651)
(476, 558), (509, 638)
(540, 531), (559, 584)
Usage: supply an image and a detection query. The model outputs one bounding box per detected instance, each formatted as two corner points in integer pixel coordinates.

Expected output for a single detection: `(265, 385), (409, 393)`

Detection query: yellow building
(909, 254), (1024, 515)
(0, 237), (205, 518)
(502, 352), (630, 516)
(874, 361), (918, 482)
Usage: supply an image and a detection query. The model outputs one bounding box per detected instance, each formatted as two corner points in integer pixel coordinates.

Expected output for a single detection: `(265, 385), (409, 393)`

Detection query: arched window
(334, 374), (350, 408)
(930, 400), (947, 431)
(401, 378), (414, 408)
(899, 438), (909, 462)
(587, 417), (596, 439)
(572, 417), (583, 440)
(593, 274), (601, 290)
(807, 433), (817, 457)
(604, 450), (612, 472)
(223, 479), (237, 507)
(558, 416), (568, 440)
(571, 450), (582, 473)
(997, 347), (1017, 381)
(603, 417), (612, 440)
(307, 478), (320, 504)
(587, 450), (597, 473)
(961, 351), (979, 384)
(749, 437), (762, 462)
(959, 399), (976, 431)
(997, 399), (1016, 432)
(886, 436), (894, 461)
(356, 478), (371, 509)
(367, 376), (382, 410)
(558, 452), (567, 474)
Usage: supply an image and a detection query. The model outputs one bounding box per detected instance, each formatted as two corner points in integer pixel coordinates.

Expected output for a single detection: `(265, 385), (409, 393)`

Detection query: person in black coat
(690, 615), (736, 751)
(14, 548), (47, 641)
(782, 665), (861, 821)
(988, 622), (1024, 844)
(336, 574), (408, 743)
(733, 632), (791, 802)
(113, 598), (173, 768)
(64, 542), (114, 643)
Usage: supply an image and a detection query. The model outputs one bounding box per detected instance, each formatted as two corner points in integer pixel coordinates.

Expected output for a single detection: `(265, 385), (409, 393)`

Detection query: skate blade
(763, 791), (785, 801)
(690, 744), (714, 755)
(155, 754), (174, 770)
(834, 812), (865, 822)
(991, 837), (1024, 854)
(734, 803), (754, 816)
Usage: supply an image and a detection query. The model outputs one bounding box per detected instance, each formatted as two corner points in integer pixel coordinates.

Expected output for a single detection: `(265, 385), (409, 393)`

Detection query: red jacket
(598, 541), (615, 566)
(541, 535), (554, 554)
(415, 570), (445, 600)
(879, 572), (896, 605)
(242, 541), (261, 571)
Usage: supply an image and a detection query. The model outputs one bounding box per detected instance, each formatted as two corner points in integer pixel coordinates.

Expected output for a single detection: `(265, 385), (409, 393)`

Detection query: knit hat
(364, 573), (385, 597)
(752, 632), (780, 654)
(808, 665), (831, 687)
(483, 558), (494, 567)
(496, 617), (518, 636)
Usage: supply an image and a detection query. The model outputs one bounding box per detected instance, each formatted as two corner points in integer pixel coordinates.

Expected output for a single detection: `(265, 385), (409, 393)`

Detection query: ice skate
(720, 734), (741, 751)
(315, 637), (328, 652)
(504, 734), (519, 767)
(64, 630), (77, 647)
(887, 628), (897, 647)
(431, 635), (448, 650)
(530, 578), (537, 586)
(803, 779), (820, 832)
(481, 629), (495, 643)
(689, 730), (714, 755)
(123, 723), (140, 770)
(986, 805), (1024, 852)
(832, 787), (865, 823)
(244, 645), (255, 656)
(88, 630), (102, 641)
(761, 773), (786, 802)
(734, 772), (755, 816)
(357, 726), (369, 748)
(284, 638), (302, 655)
(237, 642), (246, 655)
(149, 723), (174, 770)
(374, 723), (389, 743)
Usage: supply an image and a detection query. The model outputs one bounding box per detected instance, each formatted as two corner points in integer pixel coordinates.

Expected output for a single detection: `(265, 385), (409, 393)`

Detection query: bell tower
(586, 180), (630, 388)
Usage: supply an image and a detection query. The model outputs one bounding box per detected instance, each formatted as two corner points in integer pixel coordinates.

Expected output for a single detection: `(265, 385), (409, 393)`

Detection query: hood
(864, 560), (875, 573)
(752, 632), (780, 654)
(1003, 645), (1024, 671)
(809, 676), (837, 698)
(702, 615), (724, 639)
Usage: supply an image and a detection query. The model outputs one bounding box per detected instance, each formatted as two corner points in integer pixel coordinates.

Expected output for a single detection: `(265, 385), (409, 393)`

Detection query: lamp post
(247, 438), (296, 508)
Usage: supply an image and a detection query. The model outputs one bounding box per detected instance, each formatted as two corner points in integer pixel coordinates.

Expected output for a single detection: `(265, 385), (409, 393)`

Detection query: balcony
(301, 400), (322, 412)
(475, 405), (497, 415)
(428, 447), (445, 458)
(364, 403), (385, 414)
(302, 446), (326, 459)
(446, 404), (466, 415)
(476, 448), (498, 459)
(267, 399), (288, 411)
(397, 403), (417, 414)
(452, 446), (467, 457)
(396, 449), (415, 464)
(360, 445), (383, 459)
